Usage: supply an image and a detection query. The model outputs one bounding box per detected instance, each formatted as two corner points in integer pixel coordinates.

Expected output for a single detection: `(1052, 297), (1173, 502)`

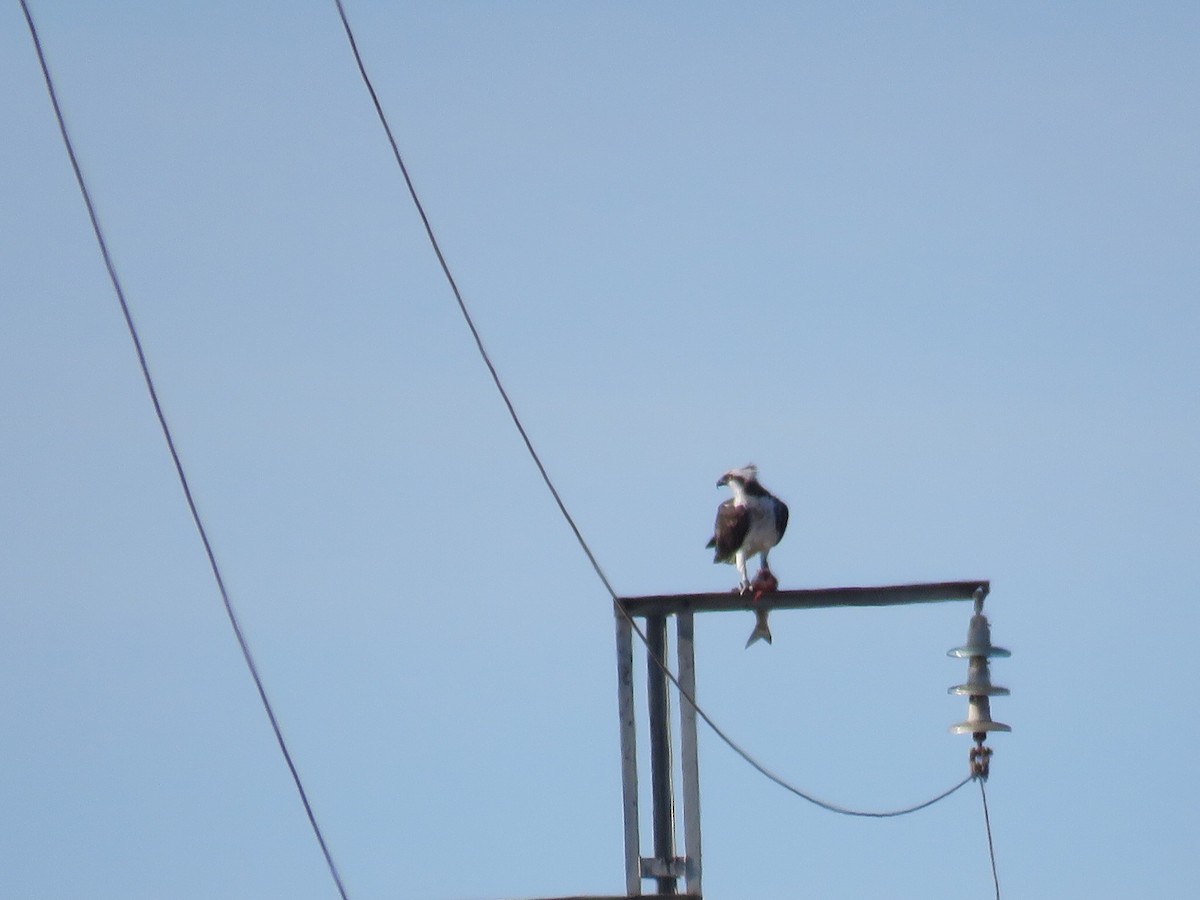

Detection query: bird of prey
(706, 464), (789, 646)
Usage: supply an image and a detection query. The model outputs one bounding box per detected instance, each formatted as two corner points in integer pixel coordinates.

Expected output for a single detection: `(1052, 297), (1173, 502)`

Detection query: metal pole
(645, 614), (676, 895)
(614, 609), (641, 896)
(676, 611), (702, 897)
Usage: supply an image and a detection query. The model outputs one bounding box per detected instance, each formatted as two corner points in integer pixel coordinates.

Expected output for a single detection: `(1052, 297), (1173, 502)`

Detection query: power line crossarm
(620, 580), (989, 618)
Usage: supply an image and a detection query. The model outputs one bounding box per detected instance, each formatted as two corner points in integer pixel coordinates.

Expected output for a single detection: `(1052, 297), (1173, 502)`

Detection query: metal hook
(969, 735), (993, 780)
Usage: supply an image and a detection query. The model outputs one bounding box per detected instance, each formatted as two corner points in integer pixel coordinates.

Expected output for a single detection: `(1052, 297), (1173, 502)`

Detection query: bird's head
(717, 464), (758, 488)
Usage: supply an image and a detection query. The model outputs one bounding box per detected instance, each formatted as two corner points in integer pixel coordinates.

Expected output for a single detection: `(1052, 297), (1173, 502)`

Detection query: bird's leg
(735, 551), (750, 593)
(759, 549), (771, 576)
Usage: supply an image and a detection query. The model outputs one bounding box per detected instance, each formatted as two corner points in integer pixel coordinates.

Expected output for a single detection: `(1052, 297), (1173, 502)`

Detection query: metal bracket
(969, 737), (993, 781)
(640, 857), (689, 879)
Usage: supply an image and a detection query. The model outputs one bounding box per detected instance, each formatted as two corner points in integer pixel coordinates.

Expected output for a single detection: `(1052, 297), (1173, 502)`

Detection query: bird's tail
(745, 608), (772, 648)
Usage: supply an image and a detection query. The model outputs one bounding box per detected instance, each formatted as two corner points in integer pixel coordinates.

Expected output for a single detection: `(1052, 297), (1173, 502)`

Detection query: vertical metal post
(645, 613), (677, 895)
(614, 608), (641, 896)
(676, 611), (702, 897)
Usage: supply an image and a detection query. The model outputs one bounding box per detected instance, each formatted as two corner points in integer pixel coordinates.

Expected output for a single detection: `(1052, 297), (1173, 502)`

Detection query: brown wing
(773, 497), (789, 541)
(707, 500), (750, 563)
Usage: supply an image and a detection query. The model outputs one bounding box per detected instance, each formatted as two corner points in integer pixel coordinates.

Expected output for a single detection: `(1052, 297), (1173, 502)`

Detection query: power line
(331, 0), (972, 822)
(17, 3), (350, 898)
(980, 779), (1001, 899)
(329, 0), (617, 603)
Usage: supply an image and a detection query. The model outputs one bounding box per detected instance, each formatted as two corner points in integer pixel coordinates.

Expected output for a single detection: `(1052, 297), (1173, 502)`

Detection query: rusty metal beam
(618, 580), (988, 619)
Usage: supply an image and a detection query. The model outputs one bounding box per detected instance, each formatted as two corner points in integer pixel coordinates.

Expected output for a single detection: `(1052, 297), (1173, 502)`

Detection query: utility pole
(613, 580), (990, 899)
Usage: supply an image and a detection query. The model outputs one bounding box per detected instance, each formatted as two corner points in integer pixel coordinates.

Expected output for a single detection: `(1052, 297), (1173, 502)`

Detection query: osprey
(706, 464), (789, 647)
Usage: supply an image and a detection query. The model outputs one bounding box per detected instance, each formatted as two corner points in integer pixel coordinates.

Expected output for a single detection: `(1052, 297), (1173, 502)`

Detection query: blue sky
(3, 2), (1198, 898)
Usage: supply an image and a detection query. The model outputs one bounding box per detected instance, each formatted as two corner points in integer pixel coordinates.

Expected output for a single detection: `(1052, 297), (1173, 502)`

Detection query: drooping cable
(634, 614), (975, 817)
(331, 0), (972, 821)
(18, 3), (350, 897)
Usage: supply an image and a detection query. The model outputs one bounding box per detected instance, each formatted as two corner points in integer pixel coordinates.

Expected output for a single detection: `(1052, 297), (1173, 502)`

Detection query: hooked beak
(716, 474), (730, 487)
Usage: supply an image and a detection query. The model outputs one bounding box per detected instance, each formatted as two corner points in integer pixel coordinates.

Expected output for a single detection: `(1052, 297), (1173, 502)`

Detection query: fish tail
(745, 609), (772, 648)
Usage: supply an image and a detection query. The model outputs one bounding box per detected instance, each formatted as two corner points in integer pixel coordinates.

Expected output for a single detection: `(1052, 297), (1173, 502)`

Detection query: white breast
(739, 496), (781, 558)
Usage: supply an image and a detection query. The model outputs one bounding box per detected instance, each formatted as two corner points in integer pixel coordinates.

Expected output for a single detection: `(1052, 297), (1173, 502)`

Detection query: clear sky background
(4, 2), (1198, 898)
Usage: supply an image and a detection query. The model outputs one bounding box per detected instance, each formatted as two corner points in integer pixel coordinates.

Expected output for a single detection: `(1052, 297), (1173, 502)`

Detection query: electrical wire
(18, 3), (350, 898)
(699, 710), (973, 818)
(633, 614), (975, 817)
(332, 0), (971, 821)
(329, 0), (617, 603)
(980, 778), (1001, 899)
